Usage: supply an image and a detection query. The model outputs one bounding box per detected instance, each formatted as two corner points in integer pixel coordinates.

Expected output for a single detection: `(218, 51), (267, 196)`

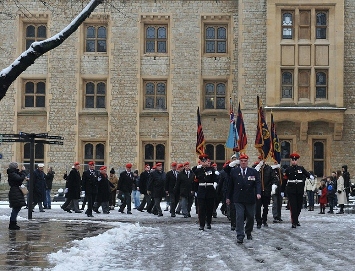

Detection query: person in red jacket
(318, 180), (328, 214)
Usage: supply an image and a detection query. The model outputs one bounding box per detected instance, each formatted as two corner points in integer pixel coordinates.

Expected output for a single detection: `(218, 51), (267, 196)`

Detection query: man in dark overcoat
(82, 161), (98, 217)
(147, 162), (166, 216)
(118, 163), (134, 214)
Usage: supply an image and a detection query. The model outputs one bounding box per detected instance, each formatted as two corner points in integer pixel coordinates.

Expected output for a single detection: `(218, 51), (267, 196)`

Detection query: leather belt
(199, 183), (214, 186)
(288, 180), (303, 183)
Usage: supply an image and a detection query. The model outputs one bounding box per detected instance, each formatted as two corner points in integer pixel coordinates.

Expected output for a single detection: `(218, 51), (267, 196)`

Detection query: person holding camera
(7, 162), (28, 230)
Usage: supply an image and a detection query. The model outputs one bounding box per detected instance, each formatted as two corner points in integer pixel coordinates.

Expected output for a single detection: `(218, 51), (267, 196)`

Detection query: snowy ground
(0, 201), (355, 271)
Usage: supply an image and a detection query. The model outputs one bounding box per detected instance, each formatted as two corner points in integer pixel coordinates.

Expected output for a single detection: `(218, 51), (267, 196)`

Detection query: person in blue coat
(226, 154), (261, 244)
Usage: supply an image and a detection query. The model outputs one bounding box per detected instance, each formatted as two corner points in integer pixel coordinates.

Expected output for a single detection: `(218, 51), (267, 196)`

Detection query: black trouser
(255, 195), (271, 225)
(119, 192), (131, 212)
(197, 197), (214, 228)
(227, 203), (236, 228)
(288, 192), (303, 224)
(169, 192), (179, 215)
(138, 194), (151, 211)
(86, 193), (94, 215)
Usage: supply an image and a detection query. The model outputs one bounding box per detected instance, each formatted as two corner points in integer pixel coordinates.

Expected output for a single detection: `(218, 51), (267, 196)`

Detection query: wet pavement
(0, 218), (113, 270)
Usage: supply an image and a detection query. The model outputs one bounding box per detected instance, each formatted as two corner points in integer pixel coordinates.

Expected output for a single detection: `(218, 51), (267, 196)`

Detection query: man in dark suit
(165, 162), (178, 217)
(226, 154), (261, 244)
(118, 163), (134, 214)
(137, 164), (151, 212)
(82, 161), (98, 217)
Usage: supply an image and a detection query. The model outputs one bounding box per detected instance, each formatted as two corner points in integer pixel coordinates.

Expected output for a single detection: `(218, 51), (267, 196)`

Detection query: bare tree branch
(0, 0), (104, 101)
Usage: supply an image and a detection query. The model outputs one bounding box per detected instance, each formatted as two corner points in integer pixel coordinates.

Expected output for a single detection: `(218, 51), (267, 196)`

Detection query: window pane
(25, 96), (34, 107)
(216, 83), (226, 95)
(86, 26), (95, 38)
(156, 83), (166, 95)
(283, 28), (293, 39)
(217, 41), (226, 53)
(205, 98), (214, 109)
(97, 40), (107, 52)
(316, 28), (326, 39)
(24, 143), (31, 159)
(146, 41), (155, 52)
(97, 82), (106, 94)
(157, 27), (166, 39)
(86, 83), (95, 94)
(146, 27), (156, 38)
(96, 96), (105, 108)
(26, 25), (35, 37)
(282, 13), (293, 26)
(145, 83), (154, 95)
(37, 25), (47, 38)
(86, 41), (95, 52)
(26, 40), (34, 49)
(282, 72), (293, 84)
(156, 97), (166, 109)
(216, 144), (225, 160)
(35, 143), (44, 159)
(85, 97), (95, 108)
(206, 41), (215, 53)
(282, 87), (293, 98)
(97, 26), (106, 38)
(316, 13), (327, 26)
(36, 96), (45, 107)
(85, 143), (93, 159)
(217, 27), (226, 39)
(205, 83), (214, 95)
(157, 41), (166, 53)
(314, 161), (324, 177)
(145, 97), (154, 108)
(316, 87), (327, 98)
(145, 144), (154, 159)
(156, 144), (165, 160)
(37, 82), (45, 94)
(281, 141), (290, 159)
(206, 27), (215, 39)
(205, 144), (214, 160)
(25, 82), (34, 93)
(216, 97), (225, 109)
(96, 144), (104, 159)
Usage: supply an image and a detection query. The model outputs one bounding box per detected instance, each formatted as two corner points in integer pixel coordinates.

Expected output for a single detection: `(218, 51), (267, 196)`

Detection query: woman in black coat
(7, 162), (28, 230)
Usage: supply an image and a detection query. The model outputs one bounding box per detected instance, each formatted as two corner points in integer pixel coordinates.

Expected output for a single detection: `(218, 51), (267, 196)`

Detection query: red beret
(171, 162), (177, 167)
(254, 161), (259, 166)
(198, 154), (209, 161)
(156, 162), (162, 167)
(212, 163), (217, 167)
(183, 161), (190, 166)
(74, 162), (80, 166)
(258, 155), (263, 160)
(88, 161), (95, 166)
(177, 163), (184, 169)
(289, 153), (300, 159)
(100, 166), (107, 170)
(145, 164), (150, 168)
(152, 165), (156, 169)
(126, 163), (132, 168)
(239, 154), (249, 160)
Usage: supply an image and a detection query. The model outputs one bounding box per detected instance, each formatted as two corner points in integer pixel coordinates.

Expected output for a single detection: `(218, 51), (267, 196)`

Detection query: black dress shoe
(127, 211), (132, 214)
(257, 224), (261, 229)
(237, 239), (243, 244)
(199, 226), (204, 231)
(137, 209), (144, 212)
(206, 224), (211, 229)
(292, 224), (297, 228)
(158, 213), (163, 216)
(263, 223), (268, 227)
(183, 215), (188, 218)
(118, 210), (124, 213)
(296, 222), (301, 226)
(171, 214), (176, 217)
(40, 210), (45, 212)
(75, 211), (82, 213)
(231, 226), (236, 231)
(87, 214), (94, 217)
(247, 235), (252, 240)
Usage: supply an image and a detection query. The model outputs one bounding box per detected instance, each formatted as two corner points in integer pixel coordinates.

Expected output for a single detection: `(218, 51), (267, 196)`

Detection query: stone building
(0, 0), (353, 181)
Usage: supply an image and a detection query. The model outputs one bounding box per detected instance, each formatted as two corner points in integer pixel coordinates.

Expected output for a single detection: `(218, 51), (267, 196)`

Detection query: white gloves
(213, 182), (217, 189)
(255, 160), (264, 172)
(197, 165), (202, 168)
(271, 184), (277, 195)
(271, 164), (280, 169)
(310, 175), (315, 180)
(229, 160), (239, 168)
(281, 192), (284, 197)
(215, 171), (220, 176)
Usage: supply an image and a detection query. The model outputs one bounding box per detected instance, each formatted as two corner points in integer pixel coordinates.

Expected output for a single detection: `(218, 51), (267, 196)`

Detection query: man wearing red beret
(226, 154), (261, 243)
(147, 162), (166, 216)
(93, 166), (113, 214)
(284, 152), (313, 228)
(118, 163), (134, 214)
(81, 161), (98, 217)
(192, 154), (219, 230)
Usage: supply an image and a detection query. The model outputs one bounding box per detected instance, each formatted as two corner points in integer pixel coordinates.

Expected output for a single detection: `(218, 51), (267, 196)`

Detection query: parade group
(6, 153), (352, 244)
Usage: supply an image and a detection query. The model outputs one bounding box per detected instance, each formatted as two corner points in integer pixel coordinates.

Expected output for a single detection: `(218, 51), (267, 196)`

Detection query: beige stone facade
(0, 0), (353, 181)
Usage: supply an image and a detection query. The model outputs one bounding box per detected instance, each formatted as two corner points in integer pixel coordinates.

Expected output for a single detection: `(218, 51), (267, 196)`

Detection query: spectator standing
(7, 162), (28, 230)
(336, 170), (347, 214)
(342, 165), (350, 203)
(318, 180), (327, 214)
(326, 177), (336, 214)
(132, 170), (141, 209)
(108, 168), (118, 210)
(32, 163), (46, 212)
(44, 167), (55, 209)
(304, 171), (317, 211)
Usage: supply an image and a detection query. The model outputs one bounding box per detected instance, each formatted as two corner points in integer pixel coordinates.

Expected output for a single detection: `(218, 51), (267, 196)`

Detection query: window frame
(315, 70), (328, 99)
(203, 80), (227, 110)
(144, 24), (168, 54)
(279, 139), (293, 168)
(281, 11), (294, 40)
(83, 80), (107, 109)
(24, 23), (47, 50)
(82, 142), (106, 171)
(204, 24), (228, 54)
(23, 142), (45, 170)
(84, 24), (108, 53)
(143, 142), (166, 171)
(205, 142), (226, 170)
(143, 80), (168, 110)
(22, 79), (46, 109)
(312, 139), (325, 177)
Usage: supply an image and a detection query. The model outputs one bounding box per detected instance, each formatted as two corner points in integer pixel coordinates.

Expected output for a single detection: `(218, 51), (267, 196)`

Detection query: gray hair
(8, 162), (18, 169)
